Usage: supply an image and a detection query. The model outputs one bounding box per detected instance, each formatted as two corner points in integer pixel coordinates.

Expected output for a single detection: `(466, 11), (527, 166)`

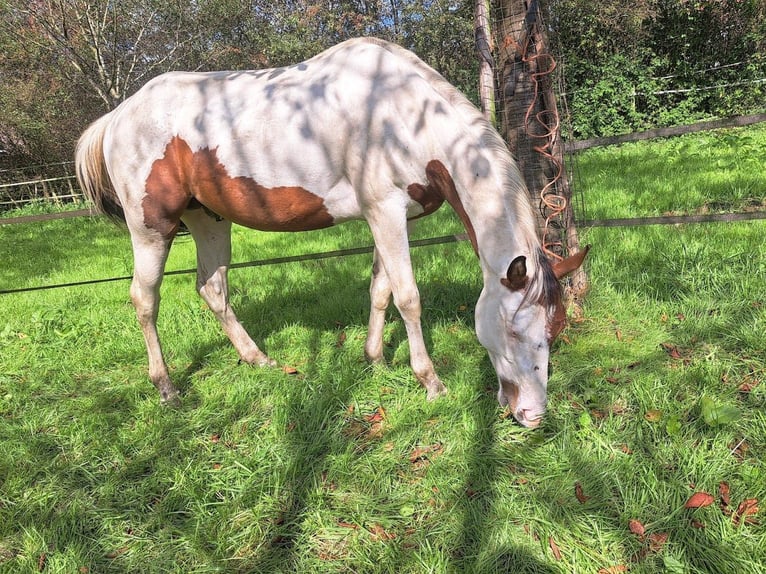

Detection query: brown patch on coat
(143, 136), (334, 237)
(407, 160), (479, 256)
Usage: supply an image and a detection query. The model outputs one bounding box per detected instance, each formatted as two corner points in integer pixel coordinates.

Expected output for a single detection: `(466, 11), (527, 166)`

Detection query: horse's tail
(75, 113), (125, 223)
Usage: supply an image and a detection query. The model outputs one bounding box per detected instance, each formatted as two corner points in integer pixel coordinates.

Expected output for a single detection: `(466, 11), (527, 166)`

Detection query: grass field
(1, 125), (764, 573)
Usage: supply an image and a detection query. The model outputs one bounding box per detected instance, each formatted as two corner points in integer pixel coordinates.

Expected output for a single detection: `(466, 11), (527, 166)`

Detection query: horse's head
(475, 247), (589, 428)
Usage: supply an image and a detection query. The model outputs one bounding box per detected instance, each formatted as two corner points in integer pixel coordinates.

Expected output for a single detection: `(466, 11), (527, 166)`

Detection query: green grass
(1, 126), (765, 573)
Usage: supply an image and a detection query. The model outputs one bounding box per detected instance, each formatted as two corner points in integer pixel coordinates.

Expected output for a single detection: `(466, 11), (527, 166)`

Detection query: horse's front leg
(130, 236), (180, 405)
(366, 211), (447, 400)
(182, 210), (275, 368)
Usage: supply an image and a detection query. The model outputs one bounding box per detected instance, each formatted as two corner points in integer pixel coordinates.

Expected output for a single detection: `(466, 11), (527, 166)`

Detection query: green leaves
(700, 396), (741, 427)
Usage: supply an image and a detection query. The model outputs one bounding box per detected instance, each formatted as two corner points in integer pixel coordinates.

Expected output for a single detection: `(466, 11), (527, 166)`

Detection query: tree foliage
(0, 0), (763, 169)
(547, 0), (766, 138)
(0, 0), (474, 168)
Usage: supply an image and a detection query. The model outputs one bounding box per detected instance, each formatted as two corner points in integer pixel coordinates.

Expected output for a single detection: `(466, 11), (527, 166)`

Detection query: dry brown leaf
(369, 523), (396, 541)
(549, 536), (562, 561)
(628, 519), (645, 538)
(409, 443), (442, 464)
(364, 407), (386, 423)
(337, 521), (358, 530)
(732, 498), (759, 526)
(575, 482), (590, 504)
(648, 532), (668, 552)
(282, 365), (299, 375)
(660, 342), (683, 359)
(719, 481), (731, 508)
(730, 439), (750, 461)
(598, 566), (628, 574)
(685, 491), (715, 509)
(691, 519), (706, 529)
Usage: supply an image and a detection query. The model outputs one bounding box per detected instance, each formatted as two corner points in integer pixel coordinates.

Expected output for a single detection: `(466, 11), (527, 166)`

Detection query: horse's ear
(501, 255), (528, 291)
(552, 245), (591, 280)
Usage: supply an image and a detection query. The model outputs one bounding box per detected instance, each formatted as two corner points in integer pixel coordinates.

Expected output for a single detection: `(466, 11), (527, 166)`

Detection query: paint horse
(76, 37), (587, 428)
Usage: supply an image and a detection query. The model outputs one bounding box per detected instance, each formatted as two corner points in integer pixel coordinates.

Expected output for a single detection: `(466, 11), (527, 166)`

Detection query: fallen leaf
(369, 523), (396, 541)
(615, 329), (623, 341)
(685, 491), (715, 509)
(210, 433), (220, 443)
(409, 443), (442, 464)
(690, 519), (706, 529)
(38, 553), (47, 572)
(644, 409), (663, 423)
(719, 481), (731, 508)
(729, 439), (749, 461)
(660, 342), (683, 359)
(337, 521), (358, 530)
(628, 519), (646, 538)
(336, 331), (347, 347)
(732, 498), (759, 526)
(619, 444), (633, 455)
(105, 546), (129, 559)
(598, 566), (627, 574)
(282, 365), (299, 375)
(364, 407), (386, 423)
(549, 536), (562, 561)
(574, 482), (590, 503)
(737, 376), (760, 393)
(648, 532), (669, 552)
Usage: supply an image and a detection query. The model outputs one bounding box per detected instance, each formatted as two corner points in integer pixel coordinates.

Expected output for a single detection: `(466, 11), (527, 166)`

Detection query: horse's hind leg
(364, 248), (391, 364)
(182, 210), (275, 367)
(129, 234), (180, 405)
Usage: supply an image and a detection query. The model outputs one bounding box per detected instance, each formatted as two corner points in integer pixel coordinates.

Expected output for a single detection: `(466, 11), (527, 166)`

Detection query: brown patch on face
(500, 378), (520, 412)
(547, 298), (567, 344)
(407, 160), (479, 257)
(143, 136), (334, 237)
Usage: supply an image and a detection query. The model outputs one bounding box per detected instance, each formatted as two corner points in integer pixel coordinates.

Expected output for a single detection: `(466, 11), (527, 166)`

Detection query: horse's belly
(194, 173), (338, 232)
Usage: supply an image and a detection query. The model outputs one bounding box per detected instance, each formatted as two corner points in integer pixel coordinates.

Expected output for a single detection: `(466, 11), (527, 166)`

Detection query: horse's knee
(130, 282), (159, 324)
(393, 286), (421, 318)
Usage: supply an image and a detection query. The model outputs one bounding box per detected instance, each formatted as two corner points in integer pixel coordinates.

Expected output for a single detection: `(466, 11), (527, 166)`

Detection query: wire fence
(0, 162), (81, 211)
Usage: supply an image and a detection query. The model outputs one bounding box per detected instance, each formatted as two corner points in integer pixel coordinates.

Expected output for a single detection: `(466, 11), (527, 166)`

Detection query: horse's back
(100, 38), (488, 232)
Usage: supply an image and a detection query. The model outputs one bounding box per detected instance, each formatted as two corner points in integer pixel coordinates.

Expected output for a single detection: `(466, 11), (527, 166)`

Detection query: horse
(75, 37), (587, 428)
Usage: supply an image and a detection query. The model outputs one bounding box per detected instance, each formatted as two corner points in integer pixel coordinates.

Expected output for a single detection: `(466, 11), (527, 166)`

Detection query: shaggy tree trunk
(494, 0), (588, 295)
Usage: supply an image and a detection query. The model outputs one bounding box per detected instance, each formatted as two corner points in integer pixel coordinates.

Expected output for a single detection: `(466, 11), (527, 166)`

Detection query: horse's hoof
(426, 383), (448, 401)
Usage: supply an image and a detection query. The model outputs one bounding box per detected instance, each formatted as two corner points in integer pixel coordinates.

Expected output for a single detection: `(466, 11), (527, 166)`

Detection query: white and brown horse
(76, 37), (586, 427)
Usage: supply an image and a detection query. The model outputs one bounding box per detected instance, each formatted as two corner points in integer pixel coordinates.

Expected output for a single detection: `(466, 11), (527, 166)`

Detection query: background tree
(0, 0), (763, 172)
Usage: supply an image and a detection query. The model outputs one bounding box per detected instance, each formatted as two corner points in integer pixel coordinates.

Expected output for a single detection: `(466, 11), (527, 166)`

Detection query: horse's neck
(457, 159), (539, 280)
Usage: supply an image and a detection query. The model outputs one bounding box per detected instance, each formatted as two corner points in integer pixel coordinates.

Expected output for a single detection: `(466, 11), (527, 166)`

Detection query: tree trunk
(494, 0), (588, 295)
(475, 0), (495, 121)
